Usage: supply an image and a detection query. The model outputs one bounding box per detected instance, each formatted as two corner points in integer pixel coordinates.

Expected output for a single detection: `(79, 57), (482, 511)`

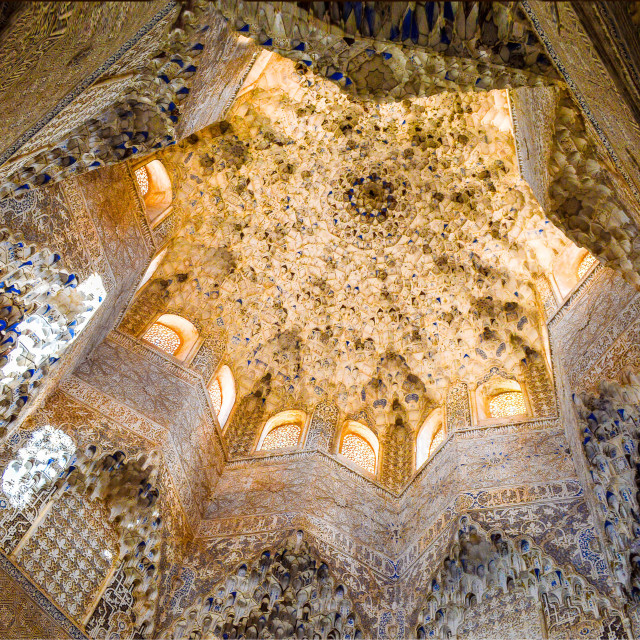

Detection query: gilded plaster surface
(3, 3), (640, 639)
(147, 56), (566, 427)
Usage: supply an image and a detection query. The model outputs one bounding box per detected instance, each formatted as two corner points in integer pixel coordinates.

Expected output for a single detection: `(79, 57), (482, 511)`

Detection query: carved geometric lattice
(261, 423), (300, 450)
(208, 377), (223, 416)
(488, 391), (526, 418)
(341, 434), (375, 473)
(143, 322), (180, 355)
(577, 253), (597, 280)
(135, 166), (149, 197)
(16, 492), (117, 619)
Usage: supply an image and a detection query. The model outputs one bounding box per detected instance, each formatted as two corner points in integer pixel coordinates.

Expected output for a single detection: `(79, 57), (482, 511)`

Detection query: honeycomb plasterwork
(153, 56), (568, 421)
(4, 4), (640, 637)
(217, 1), (559, 101)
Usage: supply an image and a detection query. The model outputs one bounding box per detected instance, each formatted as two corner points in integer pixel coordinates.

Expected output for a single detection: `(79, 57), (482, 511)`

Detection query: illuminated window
(416, 409), (444, 468)
(143, 322), (181, 355)
(577, 253), (597, 280)
(341, 434), (376, 474)
(257, 410), (306, 451)
(2, 426), (75, 508)
(142, 314), (199, 361)
(135, 166), (149, 197)
(488, 391), (526, 418)
(261, 423), (301, 450)
(208, 365), (235, 429)
(209, 378), (223, 415)
(137, 160), (172, 225)
(428, 428), (445, 457)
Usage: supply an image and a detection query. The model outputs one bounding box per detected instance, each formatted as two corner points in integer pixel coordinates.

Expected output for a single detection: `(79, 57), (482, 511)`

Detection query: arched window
(416, 409), (444, 469)
(134, 160), (172, 226)
(488, 391), (527, 418)
(142, 313), (199, 360)
(143, 322), (181, 355)
(2, 426), (75, 508)
(339, 421), (379, 475)
(262, 424), (301, 450)
(257, 410), (306, 452)
(577, 252), (597, 280)
(208, 365), (236, 429)
(475, 375), (529, 423)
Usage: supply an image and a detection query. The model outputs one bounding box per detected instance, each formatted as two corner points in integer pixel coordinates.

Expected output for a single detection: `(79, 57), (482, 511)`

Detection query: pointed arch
(338, 421), (378, 475)
(416, 408), (445, 469)
(208, 364), (236, 429)
(142, 313), (199, 360)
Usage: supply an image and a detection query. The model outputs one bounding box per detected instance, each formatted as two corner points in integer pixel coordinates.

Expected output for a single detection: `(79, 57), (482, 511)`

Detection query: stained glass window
(577, 253), (597, 279)
(135, 166), (149, 196)
(488, 391), (526, 418)
(143, 322), (181, 355)
(209, 378), (223, 416)
(261, 423), (301, 450)
(428, 428), (445, 457)
(341, 434), (376, 473)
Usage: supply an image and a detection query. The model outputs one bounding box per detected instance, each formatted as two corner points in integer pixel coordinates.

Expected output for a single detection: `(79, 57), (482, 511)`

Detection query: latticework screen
(261, 423), (301, 450)
(135, 166), (149, 197)
(428, 428), (445, 457)
(341, 434), (376, 473)
(143, 322), (181, 355)
(488, 391), (526, 418)
(577, 253), (597, 279)
(209, 378), (223, 416)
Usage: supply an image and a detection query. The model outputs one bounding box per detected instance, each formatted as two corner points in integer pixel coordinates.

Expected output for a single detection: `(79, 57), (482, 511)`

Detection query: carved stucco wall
(524, 1), (640, 202)
(35, 314), (613, 638)
(4, 3), (640, 637)
(510, 85), (556, 211)
(0, 1), (172, 163)
(25, 386), (190, 548)
(548, 266), (640, 630)
(550, 267), (640, 394)
(72, 333), (225, 525)
(0, 246), (631, 640)
(0, 163), (154, 432)
(0, 555), (82, 640)
(174, 10), (258, 139)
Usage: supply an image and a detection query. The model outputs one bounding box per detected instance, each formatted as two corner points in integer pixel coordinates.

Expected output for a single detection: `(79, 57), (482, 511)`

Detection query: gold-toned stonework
(2, 2), (640, 638)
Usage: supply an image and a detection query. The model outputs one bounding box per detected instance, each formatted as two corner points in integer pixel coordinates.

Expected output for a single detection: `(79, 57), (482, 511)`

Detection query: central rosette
(329, 168), (418, 250)
(348, 173), (396, 220)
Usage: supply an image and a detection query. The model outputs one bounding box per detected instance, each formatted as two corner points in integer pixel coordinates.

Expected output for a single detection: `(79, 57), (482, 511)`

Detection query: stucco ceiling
(155, 55), (571, 418)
